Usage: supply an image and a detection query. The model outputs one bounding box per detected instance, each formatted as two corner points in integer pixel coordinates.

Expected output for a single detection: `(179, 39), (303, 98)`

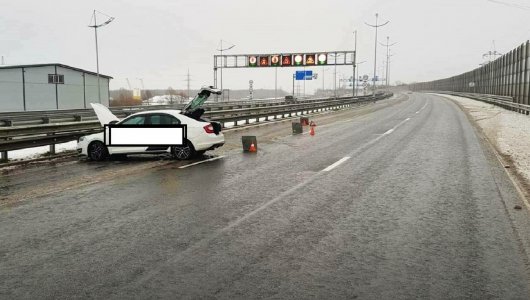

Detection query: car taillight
(203, 124), (215, 134)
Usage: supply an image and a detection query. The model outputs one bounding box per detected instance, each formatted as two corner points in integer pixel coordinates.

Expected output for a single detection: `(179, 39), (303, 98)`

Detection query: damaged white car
(77, 87), (225, 161)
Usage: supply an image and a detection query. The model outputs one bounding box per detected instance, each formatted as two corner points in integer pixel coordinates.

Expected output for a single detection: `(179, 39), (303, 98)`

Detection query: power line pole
(483, 40), (502, 62)
(184, 68), (192, 100)
(365, 13), (389, 97)
(380, 36), (397, 86)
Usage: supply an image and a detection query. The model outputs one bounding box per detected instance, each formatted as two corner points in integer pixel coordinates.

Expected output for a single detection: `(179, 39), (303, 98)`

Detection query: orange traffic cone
(309, 121), (316, 136)
(249, 142), (257, 152)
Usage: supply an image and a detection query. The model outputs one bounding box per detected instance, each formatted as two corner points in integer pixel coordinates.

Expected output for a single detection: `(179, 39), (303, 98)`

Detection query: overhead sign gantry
(213, 51), (356, 95)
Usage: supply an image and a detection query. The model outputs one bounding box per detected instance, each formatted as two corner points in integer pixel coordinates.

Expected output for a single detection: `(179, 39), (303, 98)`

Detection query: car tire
(88, 141), (109, 161)
(171, 140), (195, 160)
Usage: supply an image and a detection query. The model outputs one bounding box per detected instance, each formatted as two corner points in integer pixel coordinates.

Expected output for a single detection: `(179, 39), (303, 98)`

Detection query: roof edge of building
(0, 63), (113, 79)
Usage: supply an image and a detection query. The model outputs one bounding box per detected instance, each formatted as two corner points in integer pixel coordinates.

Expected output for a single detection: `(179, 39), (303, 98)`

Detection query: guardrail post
(0, 150), (6, 162)
(42, 117), (56, 155)
(0, 120), (12, 162)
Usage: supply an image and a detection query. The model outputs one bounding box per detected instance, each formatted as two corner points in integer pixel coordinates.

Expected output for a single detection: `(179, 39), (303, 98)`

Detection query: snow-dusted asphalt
(1, 93), (530, 299)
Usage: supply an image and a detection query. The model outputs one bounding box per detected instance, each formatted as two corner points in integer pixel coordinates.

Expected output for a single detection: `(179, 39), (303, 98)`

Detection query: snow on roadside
(436, 94), (530, 185)
(8, 141), (78, 160)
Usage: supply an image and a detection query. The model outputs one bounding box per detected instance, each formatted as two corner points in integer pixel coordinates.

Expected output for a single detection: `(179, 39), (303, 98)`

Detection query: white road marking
(178, 156), (226, 169)
(323, 156), (351, 172)
(383, 118), (410, 135)
(416, 102), (428, 114)
(129, 106), (420, 286)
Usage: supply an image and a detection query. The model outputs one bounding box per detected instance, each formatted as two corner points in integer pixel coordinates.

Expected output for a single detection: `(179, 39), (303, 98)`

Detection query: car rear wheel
(88, 141), (109, 161)
(171, 140), (195, 160)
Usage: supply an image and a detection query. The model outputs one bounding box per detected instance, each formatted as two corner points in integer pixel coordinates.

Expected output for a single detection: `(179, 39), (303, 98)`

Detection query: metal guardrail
(0, 96), (345, 127)
(0, 93), (392, 160)
(429, 91), (530, 115)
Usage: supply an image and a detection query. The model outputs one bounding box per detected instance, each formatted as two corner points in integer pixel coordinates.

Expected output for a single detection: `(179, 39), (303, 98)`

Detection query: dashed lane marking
(178, 156), (226, 169)
(323, 157), (351, 172)
(416, 101), (428, 114)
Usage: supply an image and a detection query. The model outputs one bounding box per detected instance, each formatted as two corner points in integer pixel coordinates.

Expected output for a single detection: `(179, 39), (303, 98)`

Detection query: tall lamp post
(352, 30), (357, 96)
(89, 10), (114, 103)
(380, 36), (397, 87)
(329, 53), (339, 99)
(365, 13), (389, 97)
(217, 40), (235, 101)
(321, 67), (330, 96)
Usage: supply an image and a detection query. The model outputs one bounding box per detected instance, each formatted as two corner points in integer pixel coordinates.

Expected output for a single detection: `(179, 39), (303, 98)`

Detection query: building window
(48, 74), (64, 84)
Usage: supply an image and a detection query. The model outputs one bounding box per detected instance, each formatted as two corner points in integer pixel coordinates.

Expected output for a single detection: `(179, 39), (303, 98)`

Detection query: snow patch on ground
(8, 141), (78, 160)
(438, 94), (530, 184)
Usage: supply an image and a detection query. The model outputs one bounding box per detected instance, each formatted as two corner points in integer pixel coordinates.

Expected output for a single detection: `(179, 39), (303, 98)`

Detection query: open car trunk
(182, 86), (223, 134)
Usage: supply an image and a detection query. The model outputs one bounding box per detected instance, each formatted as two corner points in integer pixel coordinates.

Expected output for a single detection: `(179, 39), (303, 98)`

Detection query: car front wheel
(171, 141), (195, 160)
(88, 141), (109, 161)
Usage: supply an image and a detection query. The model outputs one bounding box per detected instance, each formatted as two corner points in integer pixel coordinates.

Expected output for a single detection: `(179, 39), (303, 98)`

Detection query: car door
(143, 114), (181, 152)
(108, 114), (149, 154)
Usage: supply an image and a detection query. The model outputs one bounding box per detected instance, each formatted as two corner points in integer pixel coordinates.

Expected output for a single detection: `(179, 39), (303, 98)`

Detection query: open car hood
(90, 103), (120, 126)
(182, 86), (222, 114)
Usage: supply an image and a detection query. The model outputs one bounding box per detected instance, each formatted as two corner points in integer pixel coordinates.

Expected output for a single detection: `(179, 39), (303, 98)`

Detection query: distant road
(1, 93), (529, 299)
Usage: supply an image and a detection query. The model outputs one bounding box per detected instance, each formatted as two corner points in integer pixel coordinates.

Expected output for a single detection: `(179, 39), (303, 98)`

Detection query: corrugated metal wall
(0, 68), (24, 111)
(57, 66), (86, 109)
(0, 65), (110, 112)
(409, 40), (530, 111)
(24, 66), (57, 110)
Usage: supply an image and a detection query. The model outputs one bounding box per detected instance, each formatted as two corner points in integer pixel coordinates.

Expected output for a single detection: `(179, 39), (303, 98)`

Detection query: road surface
(1, 93), (530, 299)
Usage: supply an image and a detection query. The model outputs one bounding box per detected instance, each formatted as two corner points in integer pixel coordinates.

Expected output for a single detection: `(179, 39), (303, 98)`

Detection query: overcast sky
(1, 0), (529, 93)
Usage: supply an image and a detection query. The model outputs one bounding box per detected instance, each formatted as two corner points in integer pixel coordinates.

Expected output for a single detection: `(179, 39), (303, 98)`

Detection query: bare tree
(167, 87), (177, 105)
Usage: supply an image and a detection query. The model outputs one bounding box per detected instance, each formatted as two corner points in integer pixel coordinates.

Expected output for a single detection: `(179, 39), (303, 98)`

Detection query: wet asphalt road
(1, 93), (530, 299)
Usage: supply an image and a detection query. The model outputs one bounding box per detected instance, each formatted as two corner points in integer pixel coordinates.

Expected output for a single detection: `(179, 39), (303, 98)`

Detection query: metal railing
(429, 91), (530, 114)
(0, 96), (350, 127)
(0, 93), (392, 161)
(409, 40), (530, 113)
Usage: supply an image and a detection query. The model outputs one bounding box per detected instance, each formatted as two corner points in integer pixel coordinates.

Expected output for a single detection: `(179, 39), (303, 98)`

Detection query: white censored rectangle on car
(104, 125), (187, 146)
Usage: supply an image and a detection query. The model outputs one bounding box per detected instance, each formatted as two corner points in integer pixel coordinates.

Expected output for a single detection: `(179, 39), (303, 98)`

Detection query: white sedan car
(77, 87), (225, 161)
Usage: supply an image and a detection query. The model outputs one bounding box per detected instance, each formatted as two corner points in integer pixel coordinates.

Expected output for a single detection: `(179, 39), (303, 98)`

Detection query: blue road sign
(305, 70), (313, 80)
(296, 70), (314, 81)
(295, 71), (305, 80)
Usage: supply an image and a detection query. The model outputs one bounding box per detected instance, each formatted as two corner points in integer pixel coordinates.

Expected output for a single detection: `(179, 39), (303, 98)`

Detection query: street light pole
(334, 62), (337, 99)
(89, 10), (114, 104)
(217, 40), (235, 102)
(275, 67), (278, 100)
(353, 30), (357, 97)
(380, 36), (397, 87)
(292, 73), (295, 96)
(365, 13), (389, 97)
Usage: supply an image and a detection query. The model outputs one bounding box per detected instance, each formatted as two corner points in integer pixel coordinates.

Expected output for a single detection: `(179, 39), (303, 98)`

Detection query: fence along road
(410, 40), (530, 113)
